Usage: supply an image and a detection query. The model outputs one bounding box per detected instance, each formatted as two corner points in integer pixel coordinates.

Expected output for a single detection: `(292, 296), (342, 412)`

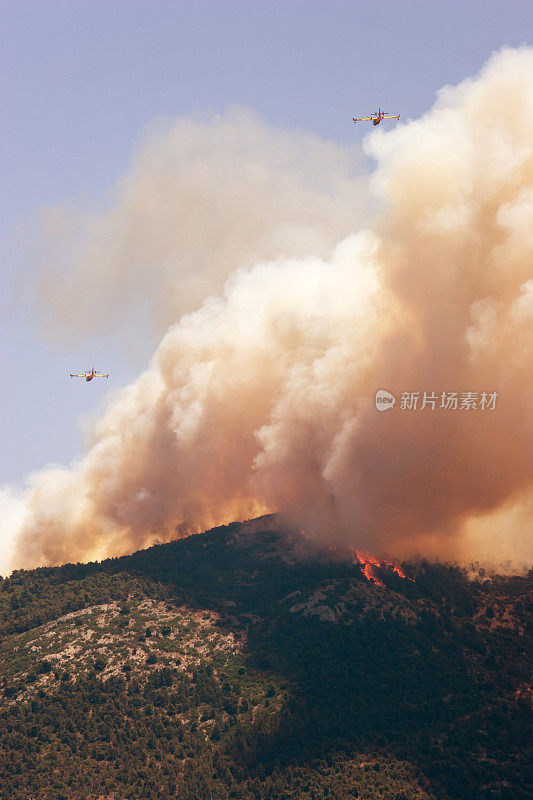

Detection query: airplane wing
(94, 373), (109, 378)
(70, 373), (86, 378)
(382, 114), (400, 120)
(353, 117), (372, 123)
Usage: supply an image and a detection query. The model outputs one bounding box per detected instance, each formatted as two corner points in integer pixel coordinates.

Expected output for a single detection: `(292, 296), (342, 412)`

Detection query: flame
(301, 530), (409, 588)
(350, 548), (410, 587)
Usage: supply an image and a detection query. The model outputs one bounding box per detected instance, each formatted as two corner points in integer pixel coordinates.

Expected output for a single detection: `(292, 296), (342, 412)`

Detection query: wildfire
(300, 530), (410, 588)
(351, 548), (409, 587)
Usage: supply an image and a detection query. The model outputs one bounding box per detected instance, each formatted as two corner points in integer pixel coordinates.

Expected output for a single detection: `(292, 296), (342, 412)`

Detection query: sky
(1, 0), (531, 487)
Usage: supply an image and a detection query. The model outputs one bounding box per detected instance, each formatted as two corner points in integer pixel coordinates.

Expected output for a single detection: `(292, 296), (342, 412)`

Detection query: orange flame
(350, 548), (410, 587)
(300, 531), (410, 587)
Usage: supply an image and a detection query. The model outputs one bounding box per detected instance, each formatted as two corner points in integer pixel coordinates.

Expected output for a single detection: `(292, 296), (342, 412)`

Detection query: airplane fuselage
(353, 108), (398, 127)
(70, 367), (107, 380)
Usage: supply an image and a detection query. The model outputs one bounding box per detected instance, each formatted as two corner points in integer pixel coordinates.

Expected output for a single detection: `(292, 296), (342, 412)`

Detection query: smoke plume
(3, 47), (533, 574)
(31, 107), (370, 341)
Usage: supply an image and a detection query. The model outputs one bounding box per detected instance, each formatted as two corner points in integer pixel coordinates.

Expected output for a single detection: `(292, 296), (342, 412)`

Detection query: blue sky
(1, 0), (531, 485)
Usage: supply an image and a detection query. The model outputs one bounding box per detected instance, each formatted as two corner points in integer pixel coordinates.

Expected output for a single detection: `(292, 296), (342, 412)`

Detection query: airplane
(352, 107), (400, 126)
(70, 368), (109, 382)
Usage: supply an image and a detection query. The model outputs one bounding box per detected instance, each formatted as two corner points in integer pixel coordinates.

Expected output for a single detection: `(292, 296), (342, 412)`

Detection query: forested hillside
(1, 517), (531, 800)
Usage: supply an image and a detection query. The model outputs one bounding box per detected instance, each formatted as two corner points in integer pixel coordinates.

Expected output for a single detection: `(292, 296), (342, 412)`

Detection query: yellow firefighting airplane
(70, 368), (109, 382)
(353, 107), (400, 126)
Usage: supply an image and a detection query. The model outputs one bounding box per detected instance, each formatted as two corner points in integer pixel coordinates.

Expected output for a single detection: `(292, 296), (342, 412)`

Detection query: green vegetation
(0, 522), (531, 799)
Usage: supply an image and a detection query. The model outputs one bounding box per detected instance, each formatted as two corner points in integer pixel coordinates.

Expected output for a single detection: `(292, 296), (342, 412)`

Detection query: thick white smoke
(3, 47), (533, 575)
(30, 107), (370, 341)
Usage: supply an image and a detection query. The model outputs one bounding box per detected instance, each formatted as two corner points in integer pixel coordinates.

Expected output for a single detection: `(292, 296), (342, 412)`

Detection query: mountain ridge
(1, 517), (531, 800)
